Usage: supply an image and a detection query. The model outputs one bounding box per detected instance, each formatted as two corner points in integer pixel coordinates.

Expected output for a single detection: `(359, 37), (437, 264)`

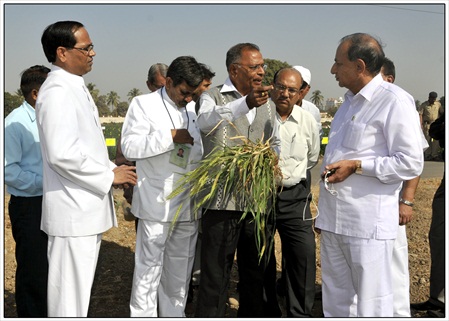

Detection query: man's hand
(171, 129), (194, 145)
(321, 159), (359, 183)
(246, 85), (273, 109)
(399, 203), (413, 225)
(113, 165), (137, 188)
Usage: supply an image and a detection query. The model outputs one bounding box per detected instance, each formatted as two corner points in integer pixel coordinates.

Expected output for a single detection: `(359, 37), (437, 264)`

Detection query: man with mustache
(36, 20), (137, 317)
(195, 43), (279, 317)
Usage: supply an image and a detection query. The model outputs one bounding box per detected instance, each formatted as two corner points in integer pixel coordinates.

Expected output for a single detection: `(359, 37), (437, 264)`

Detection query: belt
(10, 194), (43, 200)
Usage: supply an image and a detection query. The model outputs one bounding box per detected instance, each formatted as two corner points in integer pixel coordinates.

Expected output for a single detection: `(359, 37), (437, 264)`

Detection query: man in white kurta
(36, 21), (137, 317)
(315, 33), (424, 317)
(121, 56), (204, 317)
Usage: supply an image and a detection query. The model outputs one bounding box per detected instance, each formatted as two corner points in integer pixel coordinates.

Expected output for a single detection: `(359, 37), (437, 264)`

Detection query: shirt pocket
(341, 122), (366, 151)
(289, 136), (307, 163)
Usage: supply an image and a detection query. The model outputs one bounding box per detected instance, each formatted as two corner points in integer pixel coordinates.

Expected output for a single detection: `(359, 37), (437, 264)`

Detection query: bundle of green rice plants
(167, 121), (282, 262)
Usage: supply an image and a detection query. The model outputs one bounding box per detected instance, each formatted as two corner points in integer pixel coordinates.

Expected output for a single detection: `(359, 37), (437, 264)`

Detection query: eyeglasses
(273, 83), (301, 95)
(69, 44), (94, 55)
(234, 63), (267, 72)
(323, 170), (338, 196)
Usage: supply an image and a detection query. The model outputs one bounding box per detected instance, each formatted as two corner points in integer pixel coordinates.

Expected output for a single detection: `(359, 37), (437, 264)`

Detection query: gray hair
(147, 63), (168, 82)
(340, 33), (385, 75)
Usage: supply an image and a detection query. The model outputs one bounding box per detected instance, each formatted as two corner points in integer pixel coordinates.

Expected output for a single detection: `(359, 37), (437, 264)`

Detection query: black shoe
(411, 300), (444, 311)
(427, 309), (445, 318)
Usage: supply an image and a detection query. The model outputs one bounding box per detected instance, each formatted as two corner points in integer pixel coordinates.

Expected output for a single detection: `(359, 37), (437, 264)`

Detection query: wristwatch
(399, 198), (414, 207)
(355, 160), (362, 175)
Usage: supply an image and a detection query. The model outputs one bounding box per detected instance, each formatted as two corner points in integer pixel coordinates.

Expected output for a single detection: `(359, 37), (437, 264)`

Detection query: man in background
(418, 91), (443, 161)
(381, 57), (428, 317)
(411, 109), (445, 317)
(189, 62), (216, 292)
(293, 65), (323, 139)
(5, 65), (50, 317)
(265, 67), (320, 317)
(146, 62), (168, 92)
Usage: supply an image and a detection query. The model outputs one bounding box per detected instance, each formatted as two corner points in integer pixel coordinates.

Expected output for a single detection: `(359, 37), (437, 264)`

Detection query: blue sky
(1, 1), (447, 105)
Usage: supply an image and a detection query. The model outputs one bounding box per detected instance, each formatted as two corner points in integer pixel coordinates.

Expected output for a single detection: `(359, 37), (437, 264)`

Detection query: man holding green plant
(195, 43), (279, 317)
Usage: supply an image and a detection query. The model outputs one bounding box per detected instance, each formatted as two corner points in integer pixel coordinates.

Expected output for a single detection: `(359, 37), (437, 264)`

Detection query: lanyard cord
(161, 88), (189, 130)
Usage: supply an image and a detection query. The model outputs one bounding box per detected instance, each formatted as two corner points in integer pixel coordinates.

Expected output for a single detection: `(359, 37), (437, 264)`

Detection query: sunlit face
(330, 41), (359, 92)
(147, 72), (166, 91)
(192, 78), (212, 102)
(165, 78), (197, 108)
(230, 49), (265, 96)
(271, 69), (302, 116)
(62, 27), (96, 76)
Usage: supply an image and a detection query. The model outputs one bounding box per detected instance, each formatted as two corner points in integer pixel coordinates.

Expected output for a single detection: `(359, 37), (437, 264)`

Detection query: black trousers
(265, 179), (317, 317)
(195, 209), (276, 317)
(8, 195), (48, 317)
(429, 173), (445, 304)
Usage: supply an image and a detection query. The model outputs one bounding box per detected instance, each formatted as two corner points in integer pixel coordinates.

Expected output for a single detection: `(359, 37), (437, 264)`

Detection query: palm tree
(127, 88), (142, 102)
(86, 83), (100, 102)
(310, 90), (324, 109)
(106, 91), (120, 113)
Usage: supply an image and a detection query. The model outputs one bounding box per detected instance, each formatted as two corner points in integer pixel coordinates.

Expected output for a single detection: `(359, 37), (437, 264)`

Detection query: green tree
(310, 90), (324, 108)
(97, 95), (110, 117)
(106, 91), (120, 112)
(115, 101), (129, 117)
(127, 88), (142, 102)
(4, 92), (23, 117)
(262, 58), (291, 86)
(86, 82), (100, 102)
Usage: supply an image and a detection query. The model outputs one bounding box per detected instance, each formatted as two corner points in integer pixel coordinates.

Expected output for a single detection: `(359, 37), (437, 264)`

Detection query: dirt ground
(3, 177), (442, 317)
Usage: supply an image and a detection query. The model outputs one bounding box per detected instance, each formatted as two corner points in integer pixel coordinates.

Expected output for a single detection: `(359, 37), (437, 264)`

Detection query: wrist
(399, 198), (414, 207)
(354, 160), (362, 175)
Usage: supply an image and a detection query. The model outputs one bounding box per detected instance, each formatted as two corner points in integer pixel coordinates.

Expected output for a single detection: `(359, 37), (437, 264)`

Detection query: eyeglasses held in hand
(323, 169), (338, 196)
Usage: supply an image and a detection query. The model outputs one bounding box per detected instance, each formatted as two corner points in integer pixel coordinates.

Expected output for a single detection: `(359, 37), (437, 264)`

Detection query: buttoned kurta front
(121, 87), (203, 222)
(316, 74), (424, 240)
(36, 65), (116, 237)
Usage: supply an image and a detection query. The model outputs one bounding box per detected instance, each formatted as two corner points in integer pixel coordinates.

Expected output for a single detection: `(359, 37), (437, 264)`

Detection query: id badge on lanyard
(161, 89), (191, 169)
(169, 143), (191, 169)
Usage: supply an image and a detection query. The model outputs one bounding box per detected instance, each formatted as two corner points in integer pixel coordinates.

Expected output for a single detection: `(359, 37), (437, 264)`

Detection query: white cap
(293, 65), (311, 85)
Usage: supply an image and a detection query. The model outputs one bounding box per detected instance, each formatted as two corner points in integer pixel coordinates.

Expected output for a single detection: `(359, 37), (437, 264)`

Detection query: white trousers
(47, 234), (102, 317)
(130, 220), (198, 317)
(320, 231), (395, 317)
(392, 225), (411, 317)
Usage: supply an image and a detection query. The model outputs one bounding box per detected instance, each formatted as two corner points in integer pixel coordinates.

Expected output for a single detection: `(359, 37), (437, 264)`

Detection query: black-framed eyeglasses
(69, 44), (94, 55)
(273, 83), (301, 95)
(234, 63), (267, 72)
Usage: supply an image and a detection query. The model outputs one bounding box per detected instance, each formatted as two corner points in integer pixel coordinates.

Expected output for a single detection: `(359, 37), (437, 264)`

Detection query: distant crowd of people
(5, 19), (445, 318)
